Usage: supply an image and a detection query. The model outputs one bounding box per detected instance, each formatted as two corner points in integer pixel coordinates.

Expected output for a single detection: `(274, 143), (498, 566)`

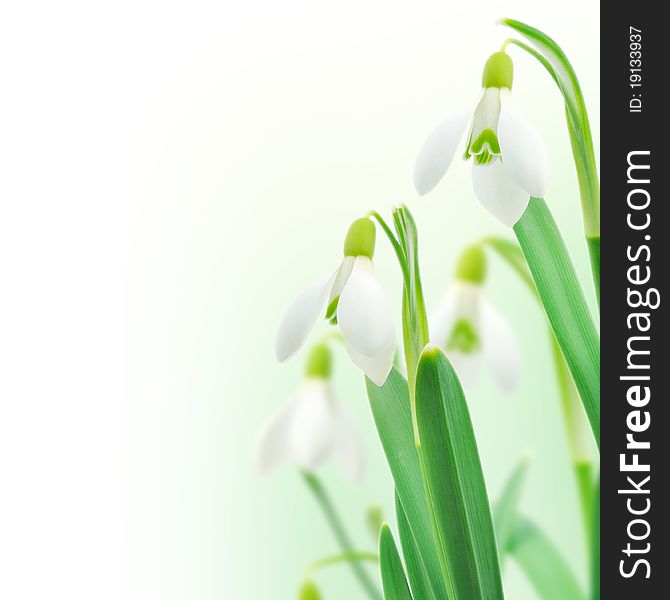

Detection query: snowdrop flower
(298, 580), (321, 600)
(414, 51), (549, 226)
(430, 244), (522, 391)
(255, 344), (365, 483)
(275, 217), (395, 386)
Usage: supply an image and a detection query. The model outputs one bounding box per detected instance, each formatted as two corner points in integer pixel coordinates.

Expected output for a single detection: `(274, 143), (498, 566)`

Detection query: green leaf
(514, 198), (600, 448)
(415, 345), (504, 599)
(500, 19), (581, 129)
(395, 493), (436, 600)
(509, 516), (586, 600)
(366, 369), (451, 599)
(393, 205), (430, 442)
(379, 525), (413, 600)
(493, 456), (531, 564)
(587, 236), (600, 305)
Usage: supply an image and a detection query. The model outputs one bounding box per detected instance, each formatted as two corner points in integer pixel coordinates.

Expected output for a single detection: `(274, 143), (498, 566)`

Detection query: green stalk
(393, 207), (430, 446)
(550, 335), (594, 544)
(587, 237), (600, 306)
(370, 206), (430, 444)
(304, 552), (379, 579)
(514, 198), (600, 447)
(500, 19), (600, 300)
(576, 462), (594, 542)
(302, 473), (382, 600)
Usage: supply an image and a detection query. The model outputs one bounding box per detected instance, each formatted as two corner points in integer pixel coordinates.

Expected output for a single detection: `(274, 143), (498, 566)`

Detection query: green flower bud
(455, 245), (487, 284)
(305, 344), (333, 379)
(481, 51), (513, 89)
(343, 217), (376, 259)
(298, 580), (321, 600)
(366, 504), (384, 540)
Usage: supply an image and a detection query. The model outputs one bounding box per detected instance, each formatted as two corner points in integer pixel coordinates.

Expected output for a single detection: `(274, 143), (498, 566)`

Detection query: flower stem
(587, 236), (600, 306)
(550, 335), (594, 547)
(369, 206), (430, 446)
(513, 198), (600, 448)
(302, 473), (382, 600)
(368, 210), (410, 288)
(304, 551), (379, 580)
(392, 206), (430, 446)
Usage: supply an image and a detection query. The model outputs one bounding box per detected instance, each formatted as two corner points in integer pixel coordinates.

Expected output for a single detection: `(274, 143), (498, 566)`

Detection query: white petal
(337, 257), (394, 358)
(275, 274), (334, 362)
(445, 350), (484, 390)
(429, 289), (458, 349)
(327, 256), (356, 314)
(481, 298), (522, 393)
(288, 380), (336, 471)
(471, 161), (530, 227)
(332, 405), (366, 484)
(254, 399), (297, 475)
(414, 112), (470, 195)
(498, 90), (549, 197)
(345, 341), (395, 387)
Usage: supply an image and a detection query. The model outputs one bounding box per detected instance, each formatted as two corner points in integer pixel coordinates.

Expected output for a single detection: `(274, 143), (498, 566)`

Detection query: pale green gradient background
(124, 1), (599, 597)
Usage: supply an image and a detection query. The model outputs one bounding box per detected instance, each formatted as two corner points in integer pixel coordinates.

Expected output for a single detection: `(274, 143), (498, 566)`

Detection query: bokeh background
(1, 1), (598, 598)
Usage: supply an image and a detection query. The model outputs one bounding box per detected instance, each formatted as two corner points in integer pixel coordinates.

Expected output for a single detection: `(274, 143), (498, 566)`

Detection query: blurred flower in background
(430, 244), (522, 392)
(255, 343), (365, 483)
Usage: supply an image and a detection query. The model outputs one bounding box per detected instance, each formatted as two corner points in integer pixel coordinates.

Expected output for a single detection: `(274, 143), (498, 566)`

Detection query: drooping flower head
(275, 217), (395, 386)
(255, 343), (365, 483)
(430, 244), (522, 391)
(298, 580), (321, 600)
(414, 51), (549, 226)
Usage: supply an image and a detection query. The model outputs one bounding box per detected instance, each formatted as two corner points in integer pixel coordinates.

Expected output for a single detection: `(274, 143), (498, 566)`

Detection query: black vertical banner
(601, 5), (667, 597)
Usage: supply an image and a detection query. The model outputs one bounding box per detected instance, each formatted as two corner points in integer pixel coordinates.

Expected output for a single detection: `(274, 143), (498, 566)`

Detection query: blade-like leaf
(366, 369), (450, 599)
(415, 345), (504, 599)
(500, 18), (583, 131)
(509, 516), (586, 600)
(395, 493), (437, 600)
(493, 456), (531, 564)
(379, 525), (413, 600)
(393, 205), (430, 442)
(514, 198), (600, 448)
